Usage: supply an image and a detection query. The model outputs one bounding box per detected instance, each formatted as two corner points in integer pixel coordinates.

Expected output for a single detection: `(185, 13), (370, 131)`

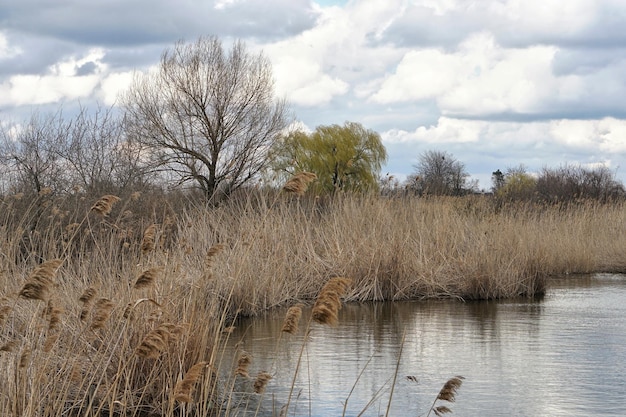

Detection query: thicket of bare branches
(407, 150), (474, 196)
(0, 107), (149, 197)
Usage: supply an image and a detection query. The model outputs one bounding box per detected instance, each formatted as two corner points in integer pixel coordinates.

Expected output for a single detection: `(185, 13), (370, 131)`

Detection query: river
(221, 274), (626, 416)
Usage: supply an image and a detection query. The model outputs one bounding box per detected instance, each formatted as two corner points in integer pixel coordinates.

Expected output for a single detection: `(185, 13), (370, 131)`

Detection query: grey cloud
(552, 48), (626, 76)
(444, 108), (626, 124)
(377, 3), (626, 50)
(372, 8), (477, 49)
(75, 61), (97, 76)
(0, 33), (76, 76)
(0, 0), (318, 47)
(100, 44), (170, 70)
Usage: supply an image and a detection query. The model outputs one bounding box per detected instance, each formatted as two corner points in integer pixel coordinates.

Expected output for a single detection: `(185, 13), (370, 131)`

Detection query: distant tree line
(491, 164), (625, 204)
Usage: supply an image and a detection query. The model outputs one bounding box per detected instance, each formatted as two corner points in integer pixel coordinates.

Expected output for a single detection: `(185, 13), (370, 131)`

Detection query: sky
(1, 0), (626, 190)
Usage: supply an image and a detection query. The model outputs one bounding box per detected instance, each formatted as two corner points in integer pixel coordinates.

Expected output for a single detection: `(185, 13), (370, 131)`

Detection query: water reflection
(224, 274), (626, 416)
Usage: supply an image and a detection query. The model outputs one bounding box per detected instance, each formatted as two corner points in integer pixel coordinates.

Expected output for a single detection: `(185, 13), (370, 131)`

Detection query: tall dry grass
(1, 189), (625, 415)
(179, 192), (626, 311)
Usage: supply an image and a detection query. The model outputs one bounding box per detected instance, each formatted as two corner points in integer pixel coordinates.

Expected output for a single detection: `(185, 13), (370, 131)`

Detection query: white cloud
(372, 32), (569, 116)
(383, 117), (482, 144)
(0, 32), (22, 59)
(98, 71), (135, 105)
(383, 116), (626, 153)
(550, 118), (626, 154)
(489, 0), (597, 36)
(264, 0), (406, 106)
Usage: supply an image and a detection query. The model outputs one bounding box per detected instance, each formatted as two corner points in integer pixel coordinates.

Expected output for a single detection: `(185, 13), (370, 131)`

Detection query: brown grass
(1, 189), (626, 416)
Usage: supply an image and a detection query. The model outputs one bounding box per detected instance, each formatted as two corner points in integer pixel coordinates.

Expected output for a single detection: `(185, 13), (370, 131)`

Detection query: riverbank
(1, 192), (625, 415)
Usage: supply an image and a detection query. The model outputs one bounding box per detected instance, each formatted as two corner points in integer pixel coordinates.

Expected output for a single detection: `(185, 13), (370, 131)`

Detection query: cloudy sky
(1, 0), (626, 189)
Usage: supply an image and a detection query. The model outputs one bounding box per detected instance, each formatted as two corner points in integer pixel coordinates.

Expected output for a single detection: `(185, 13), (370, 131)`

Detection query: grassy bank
(1, 191), (625, 415)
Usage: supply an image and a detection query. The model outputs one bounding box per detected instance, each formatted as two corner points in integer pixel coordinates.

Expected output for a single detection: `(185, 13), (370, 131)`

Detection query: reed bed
(0, 189), (625, 416)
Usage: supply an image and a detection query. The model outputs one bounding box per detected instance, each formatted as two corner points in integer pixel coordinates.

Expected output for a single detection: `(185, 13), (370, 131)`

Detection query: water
(222, 274), (626, 416)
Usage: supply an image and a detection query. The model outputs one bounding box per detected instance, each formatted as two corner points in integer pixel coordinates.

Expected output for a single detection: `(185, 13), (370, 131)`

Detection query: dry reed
(19, 348), (31, 368)
(141, 224), (157, 253)
(312, 277), (352, 326)
(90, 194), (121, 216)
(136, 323), (184, 359)
(78, 287), (97, 321)
(1, 340), (17, 353)
(205, 243), (226, 279)
(0, 305), (11, 327)
(90, 298), (114, 330)
(3, 190), (626, 416)
(18, 259), (63, 302)
(253, 371), (273, 394)
(173, 361), (209, 403)
(43, 332), (59, 353)
(427, 376), (465, 417)
(282, 172), (317, 196)
(235, 350), (252, 377)
(79, 287), (97, 304)
(133, 267), (161, 289)
(281, 304), (303, 334)
(44, 299), (64, 332)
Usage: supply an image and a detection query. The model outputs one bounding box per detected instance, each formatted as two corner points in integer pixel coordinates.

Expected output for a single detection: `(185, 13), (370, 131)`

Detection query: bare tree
(63, 106), (150, 193)
(122, 36), (290, 201)
(0, 111), (70, 195)
(410, 150), (470, 196)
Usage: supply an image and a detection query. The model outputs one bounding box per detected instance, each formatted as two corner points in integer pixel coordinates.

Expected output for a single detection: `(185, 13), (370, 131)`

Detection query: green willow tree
(271, 122), (387, 193)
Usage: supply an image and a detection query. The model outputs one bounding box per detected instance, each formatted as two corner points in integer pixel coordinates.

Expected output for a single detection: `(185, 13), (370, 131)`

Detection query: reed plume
(311, 277), (352, 326)
(38, 186), (52, 196)
(79, 287), (97, 304)
(281, 304), (303, 334)
(90, 194), (121, 217)
(427, 376), (465, 417)
(44, 299), (64, 332)
(136, 328), (169, 359)
(1, 340), (17, 353)
(90, 298), (114, 330)
(133, 267), (161, 289)
(173, 361), (209, 403)
(205, 243), (226, 279)
(141, 224), (157, 253)
(0, 305), (11, 327)
(78, 287), (97, 321)
(282, 172), (317, 196)
(43, 333), (59, 353)
(253, 371), (273, 394)
(19, 348), (31, 368)
(19, 259), (63, 301)
(136, 323), (183, 359)
(63, 222), (81, 243)
(235, 350), (252, 377)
